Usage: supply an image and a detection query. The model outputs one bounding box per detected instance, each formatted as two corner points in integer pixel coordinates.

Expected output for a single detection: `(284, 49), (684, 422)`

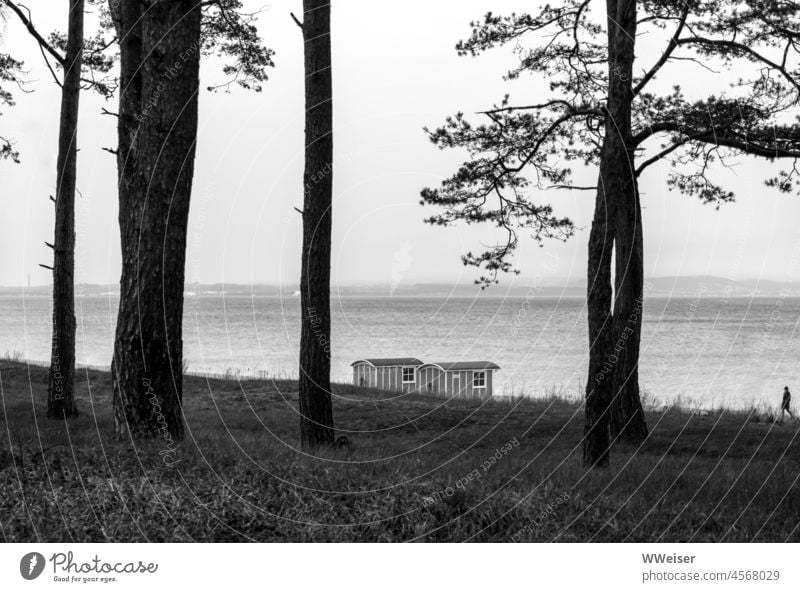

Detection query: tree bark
(298, 0), (335, 449)
(110, 0), (201, 441)
(584, 0), (642, 466)
(606, 0), (648, 443)
(584, 166), (615, 468)
(610, 180), (648, 442)
(47, 0), (83, 419)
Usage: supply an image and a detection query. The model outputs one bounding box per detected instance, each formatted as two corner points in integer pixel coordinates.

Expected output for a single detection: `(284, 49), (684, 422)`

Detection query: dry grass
(1, 360), (799, 542)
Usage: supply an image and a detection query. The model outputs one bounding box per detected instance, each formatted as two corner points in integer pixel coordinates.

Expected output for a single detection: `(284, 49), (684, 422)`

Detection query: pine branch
(636, 134), (702, 177)
(633, 7), (688, 96)
(636, 122), (800, 159)
(290, 12), (303, 29)
(676, 36), (800, 95)
(3, 1), (66, 66)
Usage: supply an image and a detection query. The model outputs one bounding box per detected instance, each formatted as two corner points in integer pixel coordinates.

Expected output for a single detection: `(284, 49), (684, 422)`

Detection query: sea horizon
(3, 292), (798, 411)
(5, 274), (800, 298)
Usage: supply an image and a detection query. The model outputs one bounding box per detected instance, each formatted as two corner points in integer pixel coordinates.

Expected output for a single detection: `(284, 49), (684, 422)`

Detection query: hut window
(402, 367), (416, 383)
(473, 371), (486, 388)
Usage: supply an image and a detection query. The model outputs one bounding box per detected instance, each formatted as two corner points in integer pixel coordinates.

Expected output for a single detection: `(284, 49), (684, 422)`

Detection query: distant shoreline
(4, 275), (800, 298)
(5, 291), (800, 299)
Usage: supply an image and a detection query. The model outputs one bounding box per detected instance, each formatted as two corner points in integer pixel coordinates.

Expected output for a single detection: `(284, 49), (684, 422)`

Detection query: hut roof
(419, 361), (500, 371)
(351, 358), (423, 368)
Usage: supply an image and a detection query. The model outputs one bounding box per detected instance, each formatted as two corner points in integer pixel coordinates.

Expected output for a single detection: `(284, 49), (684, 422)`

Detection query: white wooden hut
(416, 361), (500, 398)
(351, 358), (500, 398)
(351, 358), (423, 393)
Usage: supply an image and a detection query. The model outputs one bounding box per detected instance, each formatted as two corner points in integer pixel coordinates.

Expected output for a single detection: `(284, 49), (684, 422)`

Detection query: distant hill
(331, 277), (800, 298)
(3, 276), (800, 298)
(641, 276), (800, 298)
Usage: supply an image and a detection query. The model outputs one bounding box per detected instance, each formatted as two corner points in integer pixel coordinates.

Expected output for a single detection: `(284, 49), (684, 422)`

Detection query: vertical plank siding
(352, 362), (496, 398)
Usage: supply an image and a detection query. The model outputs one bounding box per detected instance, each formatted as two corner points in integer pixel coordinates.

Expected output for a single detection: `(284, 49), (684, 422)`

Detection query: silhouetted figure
(782, 386), (794, 422)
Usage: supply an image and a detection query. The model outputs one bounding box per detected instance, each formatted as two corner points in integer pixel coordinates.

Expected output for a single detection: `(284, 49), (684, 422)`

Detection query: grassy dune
(1, 359), (799, 542)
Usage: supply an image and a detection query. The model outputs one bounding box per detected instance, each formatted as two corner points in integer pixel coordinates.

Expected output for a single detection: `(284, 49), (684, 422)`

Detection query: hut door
(452, 374), (460, 396)
(426, 369), (437, 394)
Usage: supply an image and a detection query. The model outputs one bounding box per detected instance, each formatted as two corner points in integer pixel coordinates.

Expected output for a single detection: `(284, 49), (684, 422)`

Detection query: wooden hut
(417, 361), (500, 398)
(351, 358), (423, 393)
(351, 358), (500, 398)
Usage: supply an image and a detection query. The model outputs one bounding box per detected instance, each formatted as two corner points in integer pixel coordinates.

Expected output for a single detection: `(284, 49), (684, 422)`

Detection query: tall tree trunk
(47, 0), (83, 419)
(584, 0), (641, 467)
(110, 0), (201, 441)
(610, 181), (648, 442)
(606, 0), (648, 443)
(584, 167), (615, 468)
(298, 0), (335, 449)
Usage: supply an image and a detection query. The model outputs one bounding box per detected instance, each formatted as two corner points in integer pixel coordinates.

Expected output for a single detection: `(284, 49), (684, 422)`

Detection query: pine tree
(295, 0), (336, 449)
(3, 0), (114, 418)
(422, 0), (800, 467)
(107, 0), (273, 440)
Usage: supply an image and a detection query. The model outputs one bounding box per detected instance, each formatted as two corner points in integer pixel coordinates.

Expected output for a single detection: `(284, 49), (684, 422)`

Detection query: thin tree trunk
(47, 0), (83, 419)
(111, 0), (201, 441)
(298, 0), (335, 449)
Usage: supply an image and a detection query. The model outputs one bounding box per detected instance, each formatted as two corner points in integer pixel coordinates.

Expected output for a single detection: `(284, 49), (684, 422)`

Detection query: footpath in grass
(1, 360), (799, 542)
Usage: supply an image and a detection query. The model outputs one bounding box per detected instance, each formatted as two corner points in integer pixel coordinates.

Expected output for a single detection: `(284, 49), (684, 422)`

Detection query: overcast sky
(2, 0), (800, 289)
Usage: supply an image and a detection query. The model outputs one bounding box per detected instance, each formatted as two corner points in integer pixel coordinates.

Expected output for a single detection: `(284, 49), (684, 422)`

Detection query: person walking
(781, 386), (795, 423)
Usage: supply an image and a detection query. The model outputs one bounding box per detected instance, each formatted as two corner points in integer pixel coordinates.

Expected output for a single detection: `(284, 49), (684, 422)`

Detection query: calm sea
(2, 293), (798, 409)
